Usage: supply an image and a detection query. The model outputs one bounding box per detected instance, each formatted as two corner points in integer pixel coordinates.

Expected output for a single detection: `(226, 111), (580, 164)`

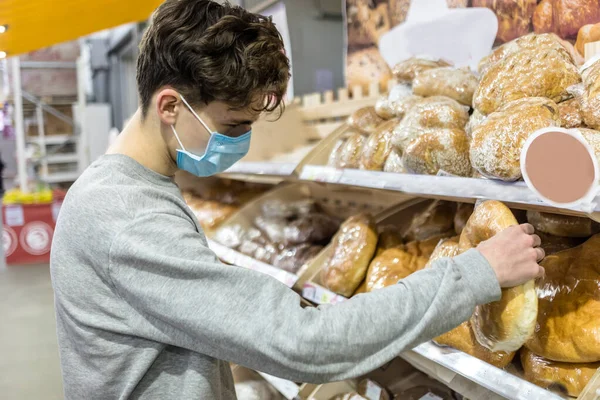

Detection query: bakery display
(391, 57), (452, 84)
(472, 0), (537, 43)
(474, 41), (580, 115)
(521, 348), (600, 397)
(526, 234), (600, 363)
(402, 128), (471, 176)
(412, 67), (479, 106)
(579, 58), (600, 130)
(460, 201), (538, 352)
(339, 132), (367, 169)
(527, 210), (599, 238)
(321, 214), (379, 297)
(470, 97), (561, 181)
(360, 119), (400, 171)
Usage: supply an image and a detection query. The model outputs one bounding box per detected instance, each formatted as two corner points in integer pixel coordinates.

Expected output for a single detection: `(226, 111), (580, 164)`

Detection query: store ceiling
(0, 0), (164, 57)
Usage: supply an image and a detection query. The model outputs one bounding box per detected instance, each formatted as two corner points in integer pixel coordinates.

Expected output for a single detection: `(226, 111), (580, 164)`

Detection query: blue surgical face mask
(171, 95), (252, 177)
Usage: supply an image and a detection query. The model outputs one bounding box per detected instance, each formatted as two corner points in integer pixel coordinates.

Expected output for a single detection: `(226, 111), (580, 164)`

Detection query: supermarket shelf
(27, 134), (77, 145)
(207, 239), (299, 288)
(220, 162), (297, 184)
(299, 165), (600, 219)
(46, 153), (79, 164)
(40, 170), (80, 183)
(301, 282), (347, 305)
(256, 372), (301, 400)
(401, 342), (565, 400)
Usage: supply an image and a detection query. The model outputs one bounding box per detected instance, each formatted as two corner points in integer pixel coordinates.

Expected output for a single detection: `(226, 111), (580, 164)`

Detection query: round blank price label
(521, 127), (598, 208)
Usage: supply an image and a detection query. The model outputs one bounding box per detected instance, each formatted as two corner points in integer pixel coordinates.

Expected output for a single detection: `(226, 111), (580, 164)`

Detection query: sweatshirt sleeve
(108, 211), (501, 384)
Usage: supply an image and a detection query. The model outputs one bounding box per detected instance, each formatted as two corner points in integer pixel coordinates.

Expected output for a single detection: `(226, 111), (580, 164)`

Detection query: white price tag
(5, 206), (24, 227)
(302, 283), (347, 305)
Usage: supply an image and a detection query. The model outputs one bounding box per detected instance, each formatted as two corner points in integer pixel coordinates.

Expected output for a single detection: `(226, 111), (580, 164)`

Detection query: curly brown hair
(137, 0), (290, 118)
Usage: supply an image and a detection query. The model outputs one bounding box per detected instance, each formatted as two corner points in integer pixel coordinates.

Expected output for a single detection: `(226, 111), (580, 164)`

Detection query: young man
(50, 1), (545, 399)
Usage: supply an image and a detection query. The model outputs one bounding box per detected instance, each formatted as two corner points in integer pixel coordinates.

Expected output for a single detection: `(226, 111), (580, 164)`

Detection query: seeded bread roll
(392, 57), (452, 84)
(403, 128), (471, 176)
(412, 67), (479, 107)
(339, 132), (366, 169)
(360, 119), (400, 171)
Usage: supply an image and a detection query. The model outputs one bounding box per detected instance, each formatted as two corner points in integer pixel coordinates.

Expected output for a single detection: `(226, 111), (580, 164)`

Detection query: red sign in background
(2, 202), (61, 265)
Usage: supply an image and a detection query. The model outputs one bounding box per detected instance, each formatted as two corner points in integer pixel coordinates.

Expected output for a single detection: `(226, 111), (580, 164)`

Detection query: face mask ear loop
(180, 95), (213, 135)
(170, 125), (186, 152)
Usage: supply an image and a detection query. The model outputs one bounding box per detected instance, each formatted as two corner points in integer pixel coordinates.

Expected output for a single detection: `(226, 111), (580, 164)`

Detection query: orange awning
(0, 0), (164, 57)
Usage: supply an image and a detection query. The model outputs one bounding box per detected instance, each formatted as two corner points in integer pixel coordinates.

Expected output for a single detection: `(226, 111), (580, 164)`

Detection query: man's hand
(477, 223), (545, 288)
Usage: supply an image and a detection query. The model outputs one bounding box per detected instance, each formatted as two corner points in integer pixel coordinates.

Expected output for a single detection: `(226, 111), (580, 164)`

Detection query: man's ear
(155, 88), (181, 126)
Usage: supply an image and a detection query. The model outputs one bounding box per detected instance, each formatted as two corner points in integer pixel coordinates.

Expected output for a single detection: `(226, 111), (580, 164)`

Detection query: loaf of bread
(412, 67), (479, 106)
(403, 128), (471, 176)
(465, 110), (486, 139)
(478, 33), (575, 75)
(576, 22), (600, 56)
(559, 98), (584, 128)
(273, 244), (323, 274)
(526, 234), (600, 362)
(347, 47), (393, 93)
(537, 232), (586, 255)
(579, 59), (600, 130)
(283, 213), (341, 245)
(392, 57), (452, 84)
(360, 119), (400, 171)
(454, 203), (474, 235)
(339, 132), (366, 169)
(533, 0), (600, 39)
(472, 0), (537, 43)
(383, 149), (406, 173)
(527, 210), (599, 238)
(365, 247), (428, 292)
(461, 201), (538, 352)
(321, 214), (378, 297)
(521, 348), (600, 397)
(470, 97), (561, 181)
(474, 44), (580, 115)
(429, 237), (517, 367)
(404, 201), (457, 242)
(348, 107), (385, 135)
(392, 96), (469, 152)
(374, 84), (416, 120)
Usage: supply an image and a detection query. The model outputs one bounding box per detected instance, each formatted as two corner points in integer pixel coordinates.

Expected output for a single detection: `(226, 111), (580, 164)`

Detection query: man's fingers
(520, 223), (535, 235)
(531, 234), (541, 248)
(537, 266), (546, 279)
(535, 247), (545, 262)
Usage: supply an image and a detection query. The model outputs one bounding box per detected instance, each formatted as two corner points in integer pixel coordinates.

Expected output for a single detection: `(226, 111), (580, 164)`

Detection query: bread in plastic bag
(429, 237), (517, 368)
(374, 84), (413, 119)
(321, 213), (378, 297)
(404, 200), (457, 242)
(478, 33), (573, 75)
(461, 201), (538, 352)
(454, 203), (474, 235)
(527, 210), (599, 238)
(465, 110), (486, 139)
(214, 224), (246, 249)
(348, 106), (385, 135)
(402, 128), (471, 176)
(558, 98), (584, 128)
(383, 149), (406, 173)
(412, 67), (479, 106)
(392, 57), (452, 83)
(360, 119), (400, 171)
(187, 199), (238, 231)
(365, 246), (429, 292)
(273, 243), (323, 273)
(470, 97), (561, 181)
(283, 213), (341, 245)
(391, 96), (469, 152)
(254, 215), (288, 244)
(521, 347), (600, 397)
(474, 44), (580, 115)
(339, 132), (366, 169)
(328, 138), (347, 167)
(526, 234), (600, 362)
(579, 58), (600, 129)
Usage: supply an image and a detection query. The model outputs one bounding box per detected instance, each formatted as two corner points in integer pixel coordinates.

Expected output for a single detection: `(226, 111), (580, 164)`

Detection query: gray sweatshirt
(50, 154), (501, 400)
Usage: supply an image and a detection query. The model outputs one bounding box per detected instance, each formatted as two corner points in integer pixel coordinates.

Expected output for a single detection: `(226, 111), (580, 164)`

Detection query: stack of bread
(328, 32), (600, 184)
(215, 199), (341, 274)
